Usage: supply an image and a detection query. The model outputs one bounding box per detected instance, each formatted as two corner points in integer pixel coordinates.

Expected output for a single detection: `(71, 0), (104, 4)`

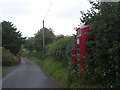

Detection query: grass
(27, 57), (69, 88)
(26, 57), (103, 88)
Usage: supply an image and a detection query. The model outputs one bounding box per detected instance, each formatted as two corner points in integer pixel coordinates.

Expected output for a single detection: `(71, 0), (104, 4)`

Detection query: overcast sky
(0, 0), (92, 37)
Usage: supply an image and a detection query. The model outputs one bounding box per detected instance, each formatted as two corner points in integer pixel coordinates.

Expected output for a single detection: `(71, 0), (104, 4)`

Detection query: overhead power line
(44, 1), (53, 20)
(42, 1), (53, 54)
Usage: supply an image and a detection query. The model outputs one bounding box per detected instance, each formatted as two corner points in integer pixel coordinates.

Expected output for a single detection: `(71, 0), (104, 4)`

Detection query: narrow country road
(2, 58), (60, 88)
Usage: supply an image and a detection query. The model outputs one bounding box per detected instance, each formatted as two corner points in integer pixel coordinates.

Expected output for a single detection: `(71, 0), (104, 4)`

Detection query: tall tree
(2, 21), (25, 55)
(34, 27), (55, 52)
(24, 37), (35, 51)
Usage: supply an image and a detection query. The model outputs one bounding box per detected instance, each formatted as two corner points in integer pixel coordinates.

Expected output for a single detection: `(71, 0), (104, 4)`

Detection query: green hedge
(45, 36), (76, 67)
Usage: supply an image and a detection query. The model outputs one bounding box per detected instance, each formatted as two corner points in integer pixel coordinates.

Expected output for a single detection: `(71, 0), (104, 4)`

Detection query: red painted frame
(71, 25), (93, 79)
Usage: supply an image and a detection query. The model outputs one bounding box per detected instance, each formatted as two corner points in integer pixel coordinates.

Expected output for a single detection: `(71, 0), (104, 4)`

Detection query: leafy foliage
(80, 2), (120, 87)
(24, 37), (35, 51)
(34, 27), (55, 52)
(55, 34), (64, 41)
(22, 27), (56, 58)
(45, 36), (76, 67)
(2, 48), (18, 66)
(2, 21), (25, 55)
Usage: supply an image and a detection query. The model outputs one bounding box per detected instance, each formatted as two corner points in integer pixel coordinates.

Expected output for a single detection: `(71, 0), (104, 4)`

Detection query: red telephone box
(71, 49), (77, 62)
(71, 25), (93, 79)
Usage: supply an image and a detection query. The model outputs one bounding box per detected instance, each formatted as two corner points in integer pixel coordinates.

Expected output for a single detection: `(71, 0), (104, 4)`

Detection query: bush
(20, 49), (30, 57)
(45, 36), (76, 67)
(2, 48), (18, 66)
(80, 2), (120, 88)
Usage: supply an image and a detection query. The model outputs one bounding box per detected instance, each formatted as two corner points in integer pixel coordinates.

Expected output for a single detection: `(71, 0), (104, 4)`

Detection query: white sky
(0, 0), (92, 37)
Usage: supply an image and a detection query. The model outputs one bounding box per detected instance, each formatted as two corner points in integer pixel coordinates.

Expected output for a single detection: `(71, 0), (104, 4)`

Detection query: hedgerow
(45, 36), (76, 67)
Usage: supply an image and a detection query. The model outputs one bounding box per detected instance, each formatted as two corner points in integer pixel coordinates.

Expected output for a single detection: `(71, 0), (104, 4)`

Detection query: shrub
(2, 48), (18, 66)
(20, 49), (30, 57)
(45, 36), (76, 67)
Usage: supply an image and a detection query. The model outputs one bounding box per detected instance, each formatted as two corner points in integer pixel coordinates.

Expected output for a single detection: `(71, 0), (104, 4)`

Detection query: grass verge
(27, 57), (69, 88)
(26, 57), (103, 88)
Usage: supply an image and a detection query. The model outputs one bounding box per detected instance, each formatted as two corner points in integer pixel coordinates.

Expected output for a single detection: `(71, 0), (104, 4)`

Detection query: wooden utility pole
(43, 20), (45, 53)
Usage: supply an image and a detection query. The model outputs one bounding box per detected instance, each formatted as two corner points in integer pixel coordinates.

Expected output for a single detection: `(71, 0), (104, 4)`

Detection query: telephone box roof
(80, 25), (90, 30)
(76, 25), (90, 31)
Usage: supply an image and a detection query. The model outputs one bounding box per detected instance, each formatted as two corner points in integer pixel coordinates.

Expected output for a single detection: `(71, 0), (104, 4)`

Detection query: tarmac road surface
(2, 58), (60, 88)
